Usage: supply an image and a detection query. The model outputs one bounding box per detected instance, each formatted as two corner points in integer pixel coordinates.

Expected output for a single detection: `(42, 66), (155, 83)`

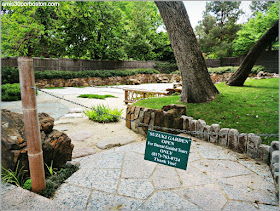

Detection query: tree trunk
(155, 1), (219, 103)
(226, 19), (279, 86)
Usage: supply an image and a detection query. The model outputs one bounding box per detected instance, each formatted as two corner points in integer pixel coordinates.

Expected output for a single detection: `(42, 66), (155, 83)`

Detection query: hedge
(1, 83), (21, 101)
(2, 67), (160, 84)
(1, 65), (266, 85)
(170, 65), (266, 75)
(1, 83), (38, 101)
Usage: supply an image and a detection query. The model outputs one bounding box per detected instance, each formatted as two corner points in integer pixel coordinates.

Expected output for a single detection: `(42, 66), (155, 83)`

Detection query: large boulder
(1, 109), (74, 172)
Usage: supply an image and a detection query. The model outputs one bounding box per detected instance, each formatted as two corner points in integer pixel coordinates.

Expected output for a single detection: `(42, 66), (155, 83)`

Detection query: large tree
(250, 1), (277, 17)
(195, 1), (242, 59)
(233, 2), (279, 56)
(226, 19), (279, 86)
(1, 1), (174, 61)
(155, 1), (219, 103)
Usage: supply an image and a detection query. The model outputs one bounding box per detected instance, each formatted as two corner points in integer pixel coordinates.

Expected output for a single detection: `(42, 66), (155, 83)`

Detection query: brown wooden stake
(18, 57), (46, 192)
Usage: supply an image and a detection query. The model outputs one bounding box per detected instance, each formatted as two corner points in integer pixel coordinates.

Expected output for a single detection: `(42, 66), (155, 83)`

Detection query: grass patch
(45, 87), (65, 89)
(133, 78), (279, 145)
(84, 104), (123, 123)
(78, 94), (117, 100)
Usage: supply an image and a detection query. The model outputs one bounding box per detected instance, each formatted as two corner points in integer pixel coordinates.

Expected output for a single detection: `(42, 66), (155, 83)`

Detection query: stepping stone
(69, 130), (94, 142)
(53, 125), (69, 132)
(87, 191), (142, 210)
(139, 191), (199, 210)
(53, 184), (91, 210)
(63, 113), (84, 118)
(96, 135), (135, 149)
(69, 108), (83, 113)
(72, 147), (96, 159)
(118, 179), (154, 200)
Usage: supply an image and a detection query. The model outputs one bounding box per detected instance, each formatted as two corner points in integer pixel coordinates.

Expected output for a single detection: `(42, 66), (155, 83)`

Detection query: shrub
(34, 68), (159, 79)
(1, 161), (28, 187)
(154, 62), (178, 74)
(2, 67), (19, 84)
(39, 164), (79, 198)
(78, 94), (117, 100)
(84, 104), (123, 123)
(207, 65), (267, 74)
(1, 83), (38, 101)
(251, 65), (266, 74)
(1, 83), (21, 101)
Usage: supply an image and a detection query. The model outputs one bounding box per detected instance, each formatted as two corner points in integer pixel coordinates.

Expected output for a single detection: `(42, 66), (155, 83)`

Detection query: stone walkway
(2, 136), (279, 210)
(1, 84), (279, 210)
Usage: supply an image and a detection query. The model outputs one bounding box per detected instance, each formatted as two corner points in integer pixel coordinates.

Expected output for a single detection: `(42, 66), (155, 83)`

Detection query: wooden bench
(124, 89), (168, 104)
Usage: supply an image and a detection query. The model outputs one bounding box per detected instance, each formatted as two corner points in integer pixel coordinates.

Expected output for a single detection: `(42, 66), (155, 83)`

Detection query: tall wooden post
(18, 57), (46, 192)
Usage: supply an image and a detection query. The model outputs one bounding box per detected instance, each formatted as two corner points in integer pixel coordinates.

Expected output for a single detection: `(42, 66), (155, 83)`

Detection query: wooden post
(124, 90), (128, 104)
(18, 57), (46, 192)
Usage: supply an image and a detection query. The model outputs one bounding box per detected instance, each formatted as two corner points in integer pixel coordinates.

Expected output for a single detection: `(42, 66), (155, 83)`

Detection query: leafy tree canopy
(250, 1), (277, 17)
(233, 3), (279, 56)
(1, 2), (174, 61)
(195, 1), (242, 59)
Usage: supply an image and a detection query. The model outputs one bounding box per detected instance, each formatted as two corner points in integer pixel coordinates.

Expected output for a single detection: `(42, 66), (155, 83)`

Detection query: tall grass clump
(84, 104), (123, 123)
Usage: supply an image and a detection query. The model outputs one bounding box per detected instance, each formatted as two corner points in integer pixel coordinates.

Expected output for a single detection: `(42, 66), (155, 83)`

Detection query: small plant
(171, 92), (181, 96)
(78, 94), (117, 100)
(1, 161), (28, 187)
(84, 104), (123, 123)
(22, 178), (32, 190)
(39, 164), (79, 198)
(45, 161), (57, 176)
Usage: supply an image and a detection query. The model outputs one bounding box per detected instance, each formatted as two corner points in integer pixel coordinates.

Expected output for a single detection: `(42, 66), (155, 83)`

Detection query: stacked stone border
(35, 73), (236, 88)
(126, 105), (279, 195)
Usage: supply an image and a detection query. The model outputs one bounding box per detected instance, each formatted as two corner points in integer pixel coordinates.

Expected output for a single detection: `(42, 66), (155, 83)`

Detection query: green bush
(207, 66), (239, 74)
(2, 67), (19, 84)
(84, 104), (123, 123)
(1, 83), (21, 101)
(34, 68), (159, 79)
(207, 65), (266, 74)
(154, 62), (178, 74)
(251, 65), (266, 74)
(1, 83), (38, 101)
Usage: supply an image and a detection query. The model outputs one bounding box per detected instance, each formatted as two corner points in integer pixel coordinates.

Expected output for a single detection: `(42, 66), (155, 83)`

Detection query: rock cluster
(126, 105), (279, 165)
(126, 104), (279, 197)
(254, 71), (279, 79)
(1, 109), (74, 172)
(34, 73), (255, 89)
(35, 74), (180, 88)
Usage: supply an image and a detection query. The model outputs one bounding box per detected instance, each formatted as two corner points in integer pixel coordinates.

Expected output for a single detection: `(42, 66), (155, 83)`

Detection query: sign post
(144, 130), (191, 170)
(18, 57), (46, 192)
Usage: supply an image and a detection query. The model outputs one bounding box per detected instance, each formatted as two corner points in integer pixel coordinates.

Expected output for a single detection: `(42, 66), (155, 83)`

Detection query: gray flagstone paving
(1, 139), (279, 210)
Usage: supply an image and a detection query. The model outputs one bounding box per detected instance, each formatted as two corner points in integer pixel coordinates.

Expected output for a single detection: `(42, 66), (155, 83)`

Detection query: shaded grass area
(78, 94), (117, 100)
(134, 78), (279, 145)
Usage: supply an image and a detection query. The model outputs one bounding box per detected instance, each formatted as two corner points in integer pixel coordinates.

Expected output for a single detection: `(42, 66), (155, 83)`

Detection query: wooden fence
(1, 57), (162, 71)
(205, 51), (278, 73)
(1, 50), (278, 73)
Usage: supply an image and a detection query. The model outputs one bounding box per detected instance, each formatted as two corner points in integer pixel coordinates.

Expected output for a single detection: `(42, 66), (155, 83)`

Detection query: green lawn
(133, 78), (279, 145)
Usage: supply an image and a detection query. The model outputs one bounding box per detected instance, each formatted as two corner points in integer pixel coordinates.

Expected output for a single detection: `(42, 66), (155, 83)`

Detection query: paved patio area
(1, 84), (279, 210)
(2, 136), (279, 210)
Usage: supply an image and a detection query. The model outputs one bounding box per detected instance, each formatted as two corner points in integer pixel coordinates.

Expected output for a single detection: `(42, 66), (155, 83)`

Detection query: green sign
(144, 130), (191, 170)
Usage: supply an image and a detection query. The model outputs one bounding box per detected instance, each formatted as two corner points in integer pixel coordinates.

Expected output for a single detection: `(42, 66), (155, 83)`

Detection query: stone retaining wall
(35, 74), (181, 88)
(126, 105), (279, 194)
(35, 73), (235, 88)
